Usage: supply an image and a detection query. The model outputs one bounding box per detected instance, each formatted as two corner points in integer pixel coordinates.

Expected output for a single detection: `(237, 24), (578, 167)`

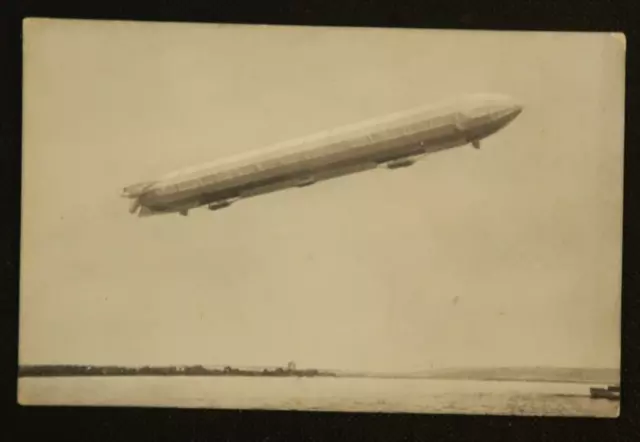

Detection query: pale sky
(20, 20), (624, 372)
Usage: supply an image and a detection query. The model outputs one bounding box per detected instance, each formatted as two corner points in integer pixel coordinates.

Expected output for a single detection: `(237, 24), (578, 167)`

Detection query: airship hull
(123, 94), (522, 216)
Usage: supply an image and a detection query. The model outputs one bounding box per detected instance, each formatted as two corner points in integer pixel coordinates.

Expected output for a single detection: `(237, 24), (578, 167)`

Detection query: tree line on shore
(19, 363), (336, 378)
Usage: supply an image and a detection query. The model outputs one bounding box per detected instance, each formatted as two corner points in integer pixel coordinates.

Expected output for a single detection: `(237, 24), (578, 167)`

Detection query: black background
(1, 1), (638, 441)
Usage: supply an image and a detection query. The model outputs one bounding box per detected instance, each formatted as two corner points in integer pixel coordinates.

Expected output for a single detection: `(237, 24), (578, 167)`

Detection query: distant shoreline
(18, 364), (336, 378)
(17, 365), (619, 385)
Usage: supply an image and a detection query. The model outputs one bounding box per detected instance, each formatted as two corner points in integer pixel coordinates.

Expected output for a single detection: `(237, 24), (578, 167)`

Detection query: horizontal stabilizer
(122, 180), (156, 198)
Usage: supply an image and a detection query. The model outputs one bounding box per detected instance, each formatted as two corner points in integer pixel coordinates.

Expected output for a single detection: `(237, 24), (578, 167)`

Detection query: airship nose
(466, 94), (523, 125)
(510, 103), (523, 118)
(494, 99), (523, 126)
(508, 103), (523, 124)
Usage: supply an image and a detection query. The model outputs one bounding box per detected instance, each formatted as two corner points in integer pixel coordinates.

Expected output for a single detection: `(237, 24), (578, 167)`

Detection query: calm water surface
(18, 377), (619, 417)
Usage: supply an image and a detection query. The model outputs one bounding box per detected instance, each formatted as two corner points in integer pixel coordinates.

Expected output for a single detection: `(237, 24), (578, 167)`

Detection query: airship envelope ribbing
(122, 93), (523, 217)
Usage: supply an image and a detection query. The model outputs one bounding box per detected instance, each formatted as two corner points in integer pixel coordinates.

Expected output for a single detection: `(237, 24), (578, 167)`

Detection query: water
(18, 377), (619, 417)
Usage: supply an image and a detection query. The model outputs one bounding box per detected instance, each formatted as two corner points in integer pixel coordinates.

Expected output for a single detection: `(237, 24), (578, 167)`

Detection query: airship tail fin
(138, 205), (155, 217)
(129, 198), (141, 214)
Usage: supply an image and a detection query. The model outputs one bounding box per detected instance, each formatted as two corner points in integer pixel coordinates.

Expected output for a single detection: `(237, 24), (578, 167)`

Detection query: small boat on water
(590, 386), (620, 400)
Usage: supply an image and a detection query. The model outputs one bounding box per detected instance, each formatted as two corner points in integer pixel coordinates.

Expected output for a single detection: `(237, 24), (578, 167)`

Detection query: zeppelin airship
(121, 93), (523, 217)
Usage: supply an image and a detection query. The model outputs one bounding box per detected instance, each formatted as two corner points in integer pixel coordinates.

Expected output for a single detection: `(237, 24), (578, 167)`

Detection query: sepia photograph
(18, 18), (625, 417)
